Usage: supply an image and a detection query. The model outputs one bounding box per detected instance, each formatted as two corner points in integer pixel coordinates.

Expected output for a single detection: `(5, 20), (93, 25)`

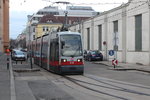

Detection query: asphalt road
(84, 61), (150, 86)
(12, 60), (150, 100)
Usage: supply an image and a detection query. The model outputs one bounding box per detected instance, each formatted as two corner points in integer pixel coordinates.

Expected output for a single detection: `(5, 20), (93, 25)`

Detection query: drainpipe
(91, 18), (94, 50)
(104, 14), (108, 61)
(122, 6), (127, 63)
(148, 0), (150, 65)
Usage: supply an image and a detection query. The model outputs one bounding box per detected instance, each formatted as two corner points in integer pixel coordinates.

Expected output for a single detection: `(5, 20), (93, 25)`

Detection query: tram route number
(70, 61), (74, 64)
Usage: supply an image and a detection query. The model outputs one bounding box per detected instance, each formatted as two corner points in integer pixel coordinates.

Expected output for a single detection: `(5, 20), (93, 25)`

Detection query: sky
(10, 0), (128, 39)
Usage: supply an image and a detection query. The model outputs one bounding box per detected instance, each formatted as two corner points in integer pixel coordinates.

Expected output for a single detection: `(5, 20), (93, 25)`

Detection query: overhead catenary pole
(64, 11), (68, 25)
(28, 25), (32, 69)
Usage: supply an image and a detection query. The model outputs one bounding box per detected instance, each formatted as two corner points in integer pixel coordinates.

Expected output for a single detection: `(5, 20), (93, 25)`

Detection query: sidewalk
(94, 61), (150, 73)
(0, 52), (10, 100)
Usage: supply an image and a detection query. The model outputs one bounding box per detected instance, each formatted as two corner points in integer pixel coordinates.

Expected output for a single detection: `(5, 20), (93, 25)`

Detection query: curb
(136, 69), (150, 73)
(94, 62), (150, 73)
(13, 68), (40, 72)
(108, 68), (136, 71)
(93, 62), (111, 67)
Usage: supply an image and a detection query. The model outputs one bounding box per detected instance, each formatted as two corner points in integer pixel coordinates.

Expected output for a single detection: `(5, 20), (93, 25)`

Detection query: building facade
(70, 0), (150, 65)
(0, 0), (9, 52)
(26, 5), (96, 45)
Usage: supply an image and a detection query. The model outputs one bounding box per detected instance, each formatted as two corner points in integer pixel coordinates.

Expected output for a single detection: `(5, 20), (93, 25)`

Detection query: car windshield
(60, 34), (83, 57)
(15, 51), (24, 55)
(91, 51), (100, 55)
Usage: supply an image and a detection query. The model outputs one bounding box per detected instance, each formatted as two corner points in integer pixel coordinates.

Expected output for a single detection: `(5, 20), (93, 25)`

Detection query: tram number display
(70, 61), (74, 64)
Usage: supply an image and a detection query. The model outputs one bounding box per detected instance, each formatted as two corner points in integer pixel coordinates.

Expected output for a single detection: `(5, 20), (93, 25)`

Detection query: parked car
(11, 50), (26, 61)
(85, 50), (103, 61)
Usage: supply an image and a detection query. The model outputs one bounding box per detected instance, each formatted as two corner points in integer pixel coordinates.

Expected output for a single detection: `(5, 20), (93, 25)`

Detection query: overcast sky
(10, 0), (128, 39)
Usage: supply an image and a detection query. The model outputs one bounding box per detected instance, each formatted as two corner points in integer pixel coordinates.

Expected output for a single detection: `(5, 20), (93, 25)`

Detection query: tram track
(40, 69), (150, 100)
(64, 75), (150, 96)
(85, 74), (150, 90)
(63, 75), (129, 100)
(41, 71), (127, 100)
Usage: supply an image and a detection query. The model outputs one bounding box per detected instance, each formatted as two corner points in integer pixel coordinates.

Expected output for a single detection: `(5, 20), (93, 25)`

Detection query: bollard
(7, 58), (9, 70)
(21, 61), (22, 64)
(114, 65), (116, 69)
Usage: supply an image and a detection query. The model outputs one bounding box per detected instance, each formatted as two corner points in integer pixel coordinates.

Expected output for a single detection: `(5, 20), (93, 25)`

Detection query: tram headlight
(61, 59), (67, 62)
(77, 59), (82, 62)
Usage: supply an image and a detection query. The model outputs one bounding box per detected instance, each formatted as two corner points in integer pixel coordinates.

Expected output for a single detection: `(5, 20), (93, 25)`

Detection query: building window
(135, 14), (142, 51)
(33, 35), (35, 40)
(87, 28), (90, 50)
(33, 27), (35, 32)
(78, 30), (81, 33)
(98, 25), (102, 50)
(43, 26), (46, 31)
(43, 26), (49, 32)
(113, 20), (118, 33)
(46, 27), (49, 31)
(113, 20), (118, 51)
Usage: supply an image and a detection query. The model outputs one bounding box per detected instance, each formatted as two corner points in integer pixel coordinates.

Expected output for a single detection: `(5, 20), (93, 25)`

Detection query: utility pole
(28, 25), (32, 69)
(64, 11), (68, 25)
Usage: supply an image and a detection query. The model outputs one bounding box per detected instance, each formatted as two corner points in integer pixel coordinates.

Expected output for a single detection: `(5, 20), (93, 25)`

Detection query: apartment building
(0, 0), (9, 52)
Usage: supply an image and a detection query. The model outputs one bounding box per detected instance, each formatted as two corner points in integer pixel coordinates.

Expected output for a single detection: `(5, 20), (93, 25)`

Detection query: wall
(0, 0), (3, 52)
(36, 24), (62, 38)
(126, 0), (149, 65)
(69, 0), (150, 65)
(0, 0), (9, 52)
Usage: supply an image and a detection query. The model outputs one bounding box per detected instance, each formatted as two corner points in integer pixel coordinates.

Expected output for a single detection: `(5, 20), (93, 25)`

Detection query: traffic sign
(112, 59), (118, 66)
(109, 50), (114, 56)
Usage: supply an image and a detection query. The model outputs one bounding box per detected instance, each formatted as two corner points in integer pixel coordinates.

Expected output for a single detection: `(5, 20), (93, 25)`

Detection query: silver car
(11, 50), (26, 61)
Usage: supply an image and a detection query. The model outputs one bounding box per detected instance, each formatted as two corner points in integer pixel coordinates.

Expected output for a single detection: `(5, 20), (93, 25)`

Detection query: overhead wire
(81, 1), (149, 24)
(20, 0), (148, 6)
(19, 0), (149, 26)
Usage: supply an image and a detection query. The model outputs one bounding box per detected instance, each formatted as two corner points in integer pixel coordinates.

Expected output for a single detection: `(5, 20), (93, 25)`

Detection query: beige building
(0, 0), (9, 52)
(70, 0), (150, 65)
(36, 23), (62, 38)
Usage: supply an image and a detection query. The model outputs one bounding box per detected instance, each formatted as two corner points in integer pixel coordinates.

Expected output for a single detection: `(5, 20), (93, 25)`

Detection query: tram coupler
(7, 58), (9, 70)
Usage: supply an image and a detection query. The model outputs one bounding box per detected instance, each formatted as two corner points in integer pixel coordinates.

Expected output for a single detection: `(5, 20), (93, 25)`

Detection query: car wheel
(100, 57), (103, 61)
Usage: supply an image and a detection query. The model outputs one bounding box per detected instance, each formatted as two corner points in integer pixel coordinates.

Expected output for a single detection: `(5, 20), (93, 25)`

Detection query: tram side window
(54, 41), (59, 61)
(50, 39), (59, 62)
(42, 42), (48, 58)
(50, 42), (53, 61)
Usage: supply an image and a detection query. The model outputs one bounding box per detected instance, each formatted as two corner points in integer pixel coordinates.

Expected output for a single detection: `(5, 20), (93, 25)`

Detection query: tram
(32, 29), (84, 74)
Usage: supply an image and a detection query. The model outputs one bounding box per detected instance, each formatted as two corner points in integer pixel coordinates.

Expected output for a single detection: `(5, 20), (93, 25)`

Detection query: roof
(58, 31), (81, 35)
(38, 14), (90, 25)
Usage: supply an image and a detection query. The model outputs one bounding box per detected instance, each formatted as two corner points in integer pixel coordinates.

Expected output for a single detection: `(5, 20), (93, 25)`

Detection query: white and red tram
(32, 30), (84, 74)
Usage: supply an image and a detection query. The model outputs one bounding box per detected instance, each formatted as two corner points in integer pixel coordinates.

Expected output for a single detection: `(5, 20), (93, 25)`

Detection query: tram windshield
(60, 34), (83, 57)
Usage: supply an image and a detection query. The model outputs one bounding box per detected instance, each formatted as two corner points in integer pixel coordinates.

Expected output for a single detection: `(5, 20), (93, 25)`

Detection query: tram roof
(57, 31), (81, 35)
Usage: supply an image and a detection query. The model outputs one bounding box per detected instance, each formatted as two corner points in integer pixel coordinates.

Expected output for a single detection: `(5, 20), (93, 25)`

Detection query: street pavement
(1, 52), (150, 100)
(94, 60), (150, 73)
(0, 52), (10, 100)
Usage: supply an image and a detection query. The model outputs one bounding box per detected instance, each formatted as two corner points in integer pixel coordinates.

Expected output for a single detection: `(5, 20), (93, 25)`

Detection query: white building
(70, 0), (150, 65)
(37, 6), (98, 17)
